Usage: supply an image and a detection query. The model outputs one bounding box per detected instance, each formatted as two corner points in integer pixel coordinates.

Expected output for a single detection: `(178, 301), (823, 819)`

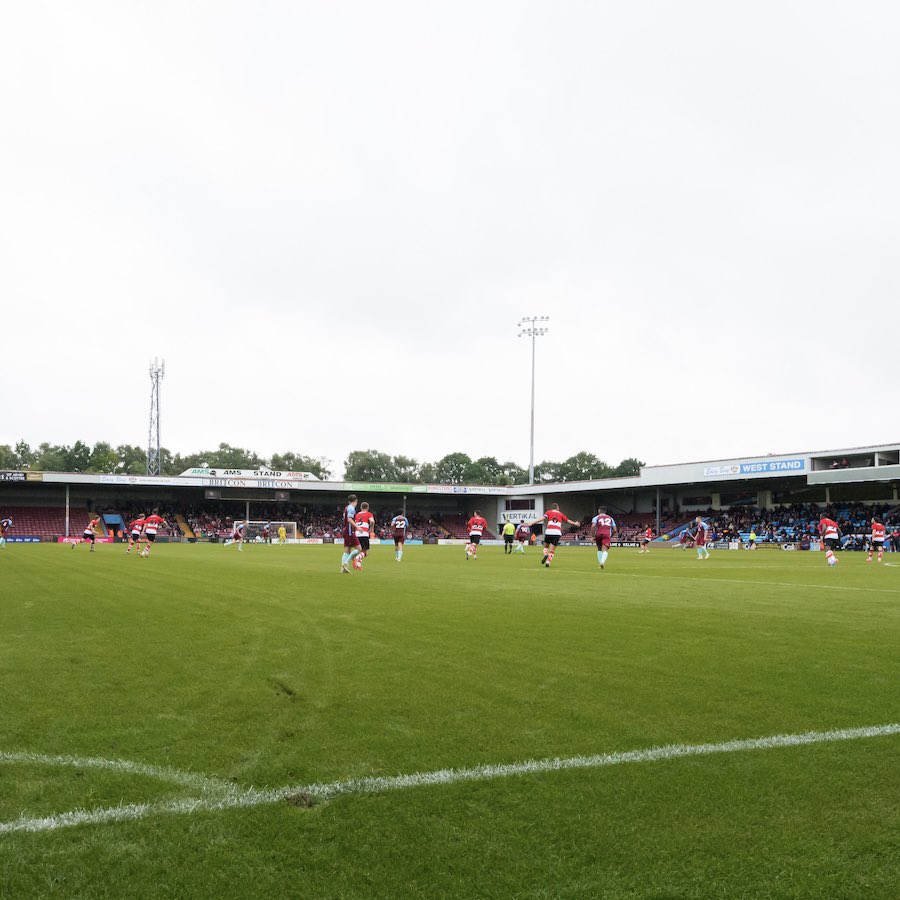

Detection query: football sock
(597, 550), (603, 564)
(600, 550), (608, 565)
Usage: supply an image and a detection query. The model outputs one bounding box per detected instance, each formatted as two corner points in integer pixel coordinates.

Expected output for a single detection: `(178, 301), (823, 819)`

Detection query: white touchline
(1, 723), (898, 835)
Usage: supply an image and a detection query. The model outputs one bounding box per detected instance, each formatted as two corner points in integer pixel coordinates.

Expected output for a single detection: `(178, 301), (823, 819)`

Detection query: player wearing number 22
(592, 507), (617, 570)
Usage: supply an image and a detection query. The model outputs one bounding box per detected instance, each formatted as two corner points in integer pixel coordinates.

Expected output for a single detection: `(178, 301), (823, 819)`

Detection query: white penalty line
(2, 722), (898, 835)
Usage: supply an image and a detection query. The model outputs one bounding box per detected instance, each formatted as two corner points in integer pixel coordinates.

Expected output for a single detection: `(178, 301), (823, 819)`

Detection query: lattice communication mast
(147, 358), (165, 476)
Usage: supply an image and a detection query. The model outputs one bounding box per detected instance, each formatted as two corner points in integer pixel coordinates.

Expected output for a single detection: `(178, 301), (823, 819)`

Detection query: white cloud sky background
(1, 1), (898, 474)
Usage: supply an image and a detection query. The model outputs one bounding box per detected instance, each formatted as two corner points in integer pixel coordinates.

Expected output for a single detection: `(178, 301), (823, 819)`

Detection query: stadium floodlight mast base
(147, 358), (165, 476)
(517, 317), (549, 485)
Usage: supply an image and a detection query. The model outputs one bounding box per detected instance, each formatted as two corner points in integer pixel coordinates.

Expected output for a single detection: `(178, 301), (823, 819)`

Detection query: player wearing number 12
(592, 507), (617, 570)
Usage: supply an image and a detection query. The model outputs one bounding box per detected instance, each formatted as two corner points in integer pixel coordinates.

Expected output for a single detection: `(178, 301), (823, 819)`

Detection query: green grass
(1, 542), (898, 898)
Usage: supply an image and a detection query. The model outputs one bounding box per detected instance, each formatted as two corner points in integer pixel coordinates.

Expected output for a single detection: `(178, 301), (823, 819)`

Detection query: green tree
(88, 442), (120, 473)
(558, 452), (611, 482)
(66, 441), (92, 472)
(0, 445), (18, 469)
(613, 457), (644, 477)
(15, 441), (35, 467)
(499, 460), (528, 485)
(434, 452), (472, 484)
(34, 443), (69, 472)
(471, 456), (505, 485)
(270, 453), (333, 480)
(534, 460), (562, 482)
(392, 455), (420, 482)
(344, 450), (398, 482)
(418, 462), (436, 483)
(116, 444), (147, 475)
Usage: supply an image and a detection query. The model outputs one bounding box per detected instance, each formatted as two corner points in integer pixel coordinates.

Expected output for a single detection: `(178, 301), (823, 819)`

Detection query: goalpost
(245, 521), (298, 543)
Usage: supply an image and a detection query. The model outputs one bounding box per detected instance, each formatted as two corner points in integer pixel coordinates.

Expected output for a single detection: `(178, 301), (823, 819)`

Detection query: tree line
(0, 441), (643, 485)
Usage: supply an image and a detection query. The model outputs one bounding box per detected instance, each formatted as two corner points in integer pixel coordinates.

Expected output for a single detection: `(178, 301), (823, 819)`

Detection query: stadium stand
(0, 506), (89, 540)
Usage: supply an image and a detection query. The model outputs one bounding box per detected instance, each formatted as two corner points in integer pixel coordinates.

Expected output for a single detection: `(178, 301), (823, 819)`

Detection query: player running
(391, 511), (409, 561)
(353, 502), (375, 569)
(126, 513), (146, 554)
(678, 528), (694, 551)
(818, 514), (840, 567)
(227, 519), (246, 551)
(693, 517), (711, 559)
(639, 526), (653, 553)
(592, 506), (617, 570)
(340, 494), (363, 573)
(465, 510), (488, 560)
(0, 515), (12, 549)
(262, 522), (272, 544)
(513, 521), (531, 554)
(536, 503), (581, 568)
(76, 515), (102, 551)
(867, 517), (885, 564)
(140, 509), (167, 557)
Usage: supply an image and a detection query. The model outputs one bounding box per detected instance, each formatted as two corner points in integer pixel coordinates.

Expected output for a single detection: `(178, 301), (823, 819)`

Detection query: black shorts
(130, 532), (141, 541)
(824, 537), (838, 550)
(504, 534), (514, 544)
(83, 532), (95, 542)
(359, 536), (370, 551)
(872, 539), (884, 548)
(469, 534), (481, 545)
(146, 533), (156, 543)
(544, 534), (560, 546)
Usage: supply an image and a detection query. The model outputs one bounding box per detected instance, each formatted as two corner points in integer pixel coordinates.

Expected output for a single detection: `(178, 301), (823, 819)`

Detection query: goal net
(245, 521), (298, 543)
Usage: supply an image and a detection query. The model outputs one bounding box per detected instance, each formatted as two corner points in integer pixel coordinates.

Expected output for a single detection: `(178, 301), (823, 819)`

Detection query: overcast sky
(2, 1), (898, 474)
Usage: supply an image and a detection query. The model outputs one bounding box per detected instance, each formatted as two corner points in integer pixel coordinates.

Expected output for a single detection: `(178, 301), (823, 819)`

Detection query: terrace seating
(0, 506), (91, 540)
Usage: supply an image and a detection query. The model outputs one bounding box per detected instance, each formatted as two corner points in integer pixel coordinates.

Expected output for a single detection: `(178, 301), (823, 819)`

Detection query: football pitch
(1, 543), (898, 898)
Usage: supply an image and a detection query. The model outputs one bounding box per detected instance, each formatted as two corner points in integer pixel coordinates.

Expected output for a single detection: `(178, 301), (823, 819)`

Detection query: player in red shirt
(140, 509), (167, 557)
(867, 517), (886, 564)
(76, 516), (102, 552)
(639, 526), (653, 553)
(818, 516), (840, 567)
(126, 513), (145, 554)
(353, 502), (375, 570)
(465, 510), (488, 559)
(535, 503), (581, 568)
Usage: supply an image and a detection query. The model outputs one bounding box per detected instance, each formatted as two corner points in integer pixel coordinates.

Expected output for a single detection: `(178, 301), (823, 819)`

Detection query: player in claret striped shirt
(0, 515), (12, 549)
(535, 503), (581, 568)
